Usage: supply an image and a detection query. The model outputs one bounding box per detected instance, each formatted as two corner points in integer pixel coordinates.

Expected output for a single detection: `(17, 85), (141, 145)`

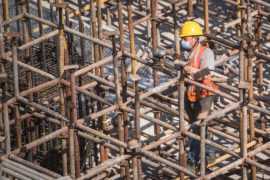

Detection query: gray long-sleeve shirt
(182, 43), (215, 70)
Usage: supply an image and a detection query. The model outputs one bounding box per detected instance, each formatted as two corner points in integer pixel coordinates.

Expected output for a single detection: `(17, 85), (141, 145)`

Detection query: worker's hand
(193, 68), (210, 81)
(183, 65), (199, 80)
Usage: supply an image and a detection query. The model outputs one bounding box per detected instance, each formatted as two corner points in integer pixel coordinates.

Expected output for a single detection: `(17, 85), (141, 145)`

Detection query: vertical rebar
(69, 127), (75, 178)
(112, 35), (125, 178)
(2, 80), (10, 154)
(127, 0), (136, 76)
(134, 76), (142, 180)
(56, 0), (68, 175)
(255, 4), (263, 87)
(21, 1), (33, 101)
(105, 3), (111, 26)
(70, 70), (81, 178)
(117, 1), (131, 178)
(204, 0), (209, 47)
(247, 2), (256, 179)
(151, 0), (157, 52)
(97, 0), (108, 162)
(38, 0), (47, 77)
(2, 0), (9, 32)
(240, 1), (248, 179)
(64, 36), (71, 178)
(0, 1), (10, 155)
(78, 13), (84, 119)
(241, 98), (248, 180)
(200, 125), (206, 177)
(132, 149), (139, 180)
(255, 3), (264, 131)
(156, 23), (160, 47)
(151, 1), (161, 173)
(146, 0), (151, 47)
(21, 0), (34, 154)
(90, 1), (101, 165)
(240, 0), (247, 80)
(90, 0), (99, 76)
(138, 0), (143, 11)
(97, 0), (104, 78)
(188, 0), (193, 18)
(173, 3), (180, 57)
(12, 36), (22, 149)
(178, 71), (186, 180)
(15, 1), (20, 33)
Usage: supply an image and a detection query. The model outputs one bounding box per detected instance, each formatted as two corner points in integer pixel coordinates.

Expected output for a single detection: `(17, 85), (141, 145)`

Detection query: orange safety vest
(171, 45), (220, 102)
(185, 45), (219, 102)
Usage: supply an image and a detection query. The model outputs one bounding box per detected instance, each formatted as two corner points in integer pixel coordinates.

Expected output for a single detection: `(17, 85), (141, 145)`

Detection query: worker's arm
(193, 67), (211, 81)
(183, 66), (210, 81)
(184, 48), (215, 81)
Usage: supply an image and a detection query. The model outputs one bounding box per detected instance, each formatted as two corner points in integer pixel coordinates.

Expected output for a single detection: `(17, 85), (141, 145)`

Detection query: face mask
(181, 40), (193, 50)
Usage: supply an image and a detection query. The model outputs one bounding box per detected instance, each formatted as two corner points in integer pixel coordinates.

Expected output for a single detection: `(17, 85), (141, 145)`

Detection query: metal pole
(247, 1), (256, 179)
(112, 35), (125, 178)
(200, 125), (206, 177)
(127, 0), (136, 77)
(70, 70), (81, 178)
(90, 0), (100, 76)
(134, 75), (143, 179)
(22, 1), (35, 155)
(255, 3), (265, 130)
(11, 36), (22, 149)
(188, 0), (193, 18)
(173, 3), (180, 57)
(105, 3), (111, 26)
(204, 0), (209, 47)
(178, 69), (186, 180)
(89, 0), (100, 166)
(37, 0), (47, 74)
(239, 0), (247, 179)
(117, 0), (131, 178)
(146, 0), (151, 46)
(151, 1), (161, 171)
(2, 0), (9, 32)
(0, 2), (10, 154)
(2, 81), (10, 154)
(78, 13), (84, 119)
(69, 127), (75, 178)
(97, 0), (108, 163)
(55, 0), (68, 175)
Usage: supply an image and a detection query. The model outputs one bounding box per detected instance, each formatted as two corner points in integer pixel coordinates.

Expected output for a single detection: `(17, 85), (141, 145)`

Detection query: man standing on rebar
(172, 21), (219, 172)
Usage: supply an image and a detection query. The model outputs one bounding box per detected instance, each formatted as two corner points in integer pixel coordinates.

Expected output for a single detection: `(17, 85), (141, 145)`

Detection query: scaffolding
(0, 0), (270, 179)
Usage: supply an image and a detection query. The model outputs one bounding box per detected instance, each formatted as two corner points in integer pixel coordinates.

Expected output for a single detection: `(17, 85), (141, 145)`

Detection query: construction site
(0, 0), (270, 179)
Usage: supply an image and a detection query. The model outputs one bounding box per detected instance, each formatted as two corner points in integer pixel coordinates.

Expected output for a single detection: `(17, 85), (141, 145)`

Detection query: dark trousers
(185, 95), (215, 163)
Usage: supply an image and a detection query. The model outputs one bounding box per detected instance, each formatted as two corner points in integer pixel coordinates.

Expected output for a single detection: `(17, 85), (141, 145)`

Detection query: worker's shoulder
(201, 47), (214, 57)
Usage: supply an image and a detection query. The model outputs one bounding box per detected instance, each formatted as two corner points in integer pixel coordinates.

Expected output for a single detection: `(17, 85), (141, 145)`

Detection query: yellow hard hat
(180, 21), (203, 37)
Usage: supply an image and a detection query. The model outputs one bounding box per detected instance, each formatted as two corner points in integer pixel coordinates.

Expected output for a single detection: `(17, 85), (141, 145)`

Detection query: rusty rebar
(112, 34), (126, 178)
(11, 36), (22, 149)
(9, 154), (62, 178)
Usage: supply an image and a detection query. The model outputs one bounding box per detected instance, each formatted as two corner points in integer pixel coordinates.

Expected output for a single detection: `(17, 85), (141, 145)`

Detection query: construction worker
(172, 21), (219, 172)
